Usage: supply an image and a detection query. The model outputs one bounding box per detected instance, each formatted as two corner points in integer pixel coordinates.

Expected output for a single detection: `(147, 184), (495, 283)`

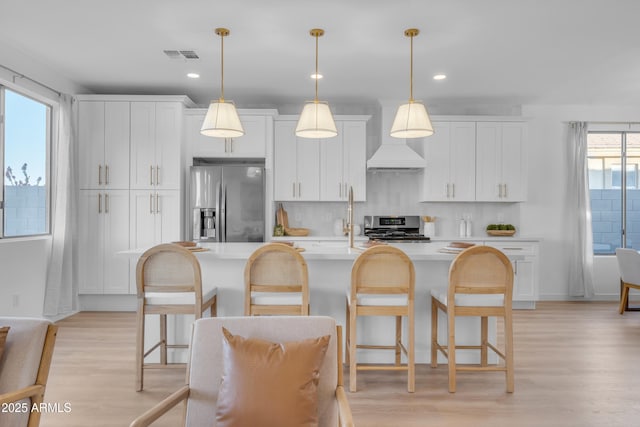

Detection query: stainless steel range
(363, 215), (430, 242)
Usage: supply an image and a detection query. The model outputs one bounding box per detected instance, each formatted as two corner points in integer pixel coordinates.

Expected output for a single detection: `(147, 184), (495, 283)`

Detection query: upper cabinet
(422, 121), (476, 201)
(320, 120), (367, 202)
(421, 117), (527, 203)
(273, 120), (320, 201)
(78, 101), (130, 190)
(475, 122), (526, 202)
(186, 109), (277, 159)
(130, 102), (183, 190)
(274, 115), (369, 202)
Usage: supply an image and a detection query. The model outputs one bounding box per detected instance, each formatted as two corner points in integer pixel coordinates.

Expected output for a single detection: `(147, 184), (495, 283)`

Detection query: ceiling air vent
(163, 50), (200, 60)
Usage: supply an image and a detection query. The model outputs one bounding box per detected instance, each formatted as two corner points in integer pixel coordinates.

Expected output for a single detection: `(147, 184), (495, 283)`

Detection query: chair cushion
(0, 326), (8, 364)
(215, 327), (330, 427)
(145, 285), (217, 305)
(346, 290), (408, 306)
(251, 292), (302, 306)
(431, 287), (504, 307)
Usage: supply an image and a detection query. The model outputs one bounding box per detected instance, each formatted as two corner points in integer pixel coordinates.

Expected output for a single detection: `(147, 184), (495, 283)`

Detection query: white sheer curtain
(44, 94), (78, 317)
(567, 122), (595, 297)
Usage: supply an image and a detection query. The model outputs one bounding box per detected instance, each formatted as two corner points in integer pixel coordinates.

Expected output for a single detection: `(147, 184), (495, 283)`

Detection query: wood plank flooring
(40, 302), (640, 426)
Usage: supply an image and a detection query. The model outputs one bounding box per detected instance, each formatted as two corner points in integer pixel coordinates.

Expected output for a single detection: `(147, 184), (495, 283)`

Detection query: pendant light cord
(220, 32), (225, 102)
(314, 32), (319, 102)
(409, 32), (414, 103)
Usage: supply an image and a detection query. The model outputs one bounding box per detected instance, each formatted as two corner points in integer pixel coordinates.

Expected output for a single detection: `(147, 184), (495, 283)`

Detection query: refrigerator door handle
(221, 184), (227, 242)
(216, 182), (221, 242)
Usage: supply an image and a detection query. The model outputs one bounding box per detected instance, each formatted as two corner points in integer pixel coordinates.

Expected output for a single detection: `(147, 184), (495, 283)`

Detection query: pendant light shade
(201, 27), (244, 138)
(296, 29), (337, 139)
(390, 28), (434, 139)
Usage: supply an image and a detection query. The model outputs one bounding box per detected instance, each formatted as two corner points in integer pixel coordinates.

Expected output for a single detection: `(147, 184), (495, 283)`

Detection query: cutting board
(276, 203), (289, 228)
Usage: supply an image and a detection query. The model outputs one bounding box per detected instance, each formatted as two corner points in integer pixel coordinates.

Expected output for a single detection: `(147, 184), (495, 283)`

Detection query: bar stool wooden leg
(395, 316), (401, 365)
(136, 300), (144, 392)
(430, 297), (438, 368)
(211, 296), (217, 317)
(505, 310), (515, 393)
(408, 307), (415, 393)
(160, 314), (167, 365)
(619, 283), (630, 315)
(481, 316), (488, 367)
(345, 299), (350, 365)
(447, 310), (456, 393)
(349, 304), (357, 393)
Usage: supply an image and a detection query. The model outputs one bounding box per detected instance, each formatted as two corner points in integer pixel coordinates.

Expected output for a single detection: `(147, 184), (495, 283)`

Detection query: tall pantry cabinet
(77, 95), (194, 295)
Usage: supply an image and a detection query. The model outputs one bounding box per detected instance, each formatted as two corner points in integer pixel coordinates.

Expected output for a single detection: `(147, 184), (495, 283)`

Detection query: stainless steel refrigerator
(190, 163), (265, 242)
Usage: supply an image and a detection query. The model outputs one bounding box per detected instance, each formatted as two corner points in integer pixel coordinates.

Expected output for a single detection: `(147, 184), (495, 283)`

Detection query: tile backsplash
(274, 171), (522, 238)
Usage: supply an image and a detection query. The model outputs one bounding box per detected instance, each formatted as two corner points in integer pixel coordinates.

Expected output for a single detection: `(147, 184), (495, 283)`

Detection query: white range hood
(367, 102), (427, 171)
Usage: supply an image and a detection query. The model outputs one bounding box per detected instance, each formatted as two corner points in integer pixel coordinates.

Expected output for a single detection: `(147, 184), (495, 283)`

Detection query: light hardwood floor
(40, 302), (640, 427)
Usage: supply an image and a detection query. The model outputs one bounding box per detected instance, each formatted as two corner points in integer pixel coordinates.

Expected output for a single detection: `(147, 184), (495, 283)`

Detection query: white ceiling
(2, 0), (640, 108)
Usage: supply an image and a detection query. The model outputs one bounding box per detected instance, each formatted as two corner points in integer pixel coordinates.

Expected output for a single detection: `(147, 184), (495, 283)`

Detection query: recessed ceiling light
(187, 73), (200, 79)
(310, 73), (323, 79)
(433, 74), (447, 80)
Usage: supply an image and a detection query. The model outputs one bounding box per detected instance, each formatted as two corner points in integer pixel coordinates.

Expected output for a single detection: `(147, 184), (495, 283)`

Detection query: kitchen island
(125, 240), (528, 364)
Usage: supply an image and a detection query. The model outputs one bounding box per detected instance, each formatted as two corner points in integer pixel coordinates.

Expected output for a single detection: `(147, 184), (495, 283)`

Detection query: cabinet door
(78, 102), (105, 189)
(274, 121), (299, 201)
(227, 115), (267, 157)
(78, 190), (104, 293)
(155, 102), (182, 189)
(156, 190), (181, 243)
(513, 259), (535, 301)
(130, 190), (159, 250)
(476, 122), (502, 201)
(342, 121), (367, 202)
(104, 102), (130, 189)
(449, 122), (476, 201)
(320, 125), (343, 201)
(500, 123), (526, 201)
(422, 122), (452, 201)
(186, 112), (226, 157)
(296, 138), (320, 201)
(102, 190), (130, 294)
(130, 102), (157, 189)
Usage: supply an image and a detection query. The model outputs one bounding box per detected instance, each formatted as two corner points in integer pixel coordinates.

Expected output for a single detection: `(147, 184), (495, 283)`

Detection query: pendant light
(295, 28), (338, 139)
(201, 27), (244, 138)
(390, 28), (434, 139)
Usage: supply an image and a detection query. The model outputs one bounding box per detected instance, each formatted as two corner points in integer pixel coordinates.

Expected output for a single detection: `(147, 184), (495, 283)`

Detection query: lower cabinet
(78, 190), (131, 294)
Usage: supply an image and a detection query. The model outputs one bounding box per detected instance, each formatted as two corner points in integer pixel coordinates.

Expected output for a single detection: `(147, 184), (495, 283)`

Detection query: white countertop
(121, 240), (525, 262)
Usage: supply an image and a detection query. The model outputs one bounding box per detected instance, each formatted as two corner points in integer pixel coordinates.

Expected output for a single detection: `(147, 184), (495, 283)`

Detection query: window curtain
(567, 122), (595, 297)
(44, 94), (78, 317)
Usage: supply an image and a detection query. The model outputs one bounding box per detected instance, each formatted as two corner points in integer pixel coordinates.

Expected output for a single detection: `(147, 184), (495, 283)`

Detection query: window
(588, 131), (640, 254)
(1, 87), (51, 237)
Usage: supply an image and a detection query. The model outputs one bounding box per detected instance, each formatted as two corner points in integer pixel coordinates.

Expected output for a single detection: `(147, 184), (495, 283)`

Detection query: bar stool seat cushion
(346, 290), (408, 306)
(146, 285), (217, 305)
(251, 292), (303, 306)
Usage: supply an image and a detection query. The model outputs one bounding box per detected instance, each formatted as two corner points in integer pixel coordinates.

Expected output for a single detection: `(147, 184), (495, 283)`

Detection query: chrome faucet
(347, 186), (354, 248)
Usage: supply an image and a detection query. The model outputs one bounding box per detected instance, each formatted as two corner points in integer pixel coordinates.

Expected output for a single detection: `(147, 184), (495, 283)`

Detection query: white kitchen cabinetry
(422, 121), (476, 201)
(484, 241), (539, 308)
(274, 116), (369, 202)
(130, 102), (183, 190)
(78, 101), (130, 190)
(78, 190), (130, 294)
(476, 122), (526, 202)
(186, 109), (276, 158)
(274, 120), (320, 201)
(129, 190), (181, 250)
(320, 120), (367, 202)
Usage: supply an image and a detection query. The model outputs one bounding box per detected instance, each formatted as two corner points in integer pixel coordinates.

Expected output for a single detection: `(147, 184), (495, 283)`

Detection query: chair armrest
(336, 385), (355, 427)
(0, 385), (45, 404)
(129, 385), (190, 427)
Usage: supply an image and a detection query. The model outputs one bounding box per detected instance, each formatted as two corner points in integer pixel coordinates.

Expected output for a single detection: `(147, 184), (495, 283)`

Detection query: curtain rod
(0, 63), (61, 97)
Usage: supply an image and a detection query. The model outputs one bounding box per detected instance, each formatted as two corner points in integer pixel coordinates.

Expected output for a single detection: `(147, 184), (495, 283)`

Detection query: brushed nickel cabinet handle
(156, 165), (160, 186)
(497, 184), (502, 198)
(98, 165), (102, 186)
(445, 183), (449, 198)
(452, 183), (455, 198)
(155, 193), (160, 214)
(298, 182), (301, 198)
(150, 165), (154, 186)
(98, 193), (102, 214)
(105, 193), (109, 213)
(149, 193), (153, 214)
(503, 183), (508, 198)
(339, 183), (342, 198)
(292, 182), (295, 198)
(105, 165), (109, 185)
